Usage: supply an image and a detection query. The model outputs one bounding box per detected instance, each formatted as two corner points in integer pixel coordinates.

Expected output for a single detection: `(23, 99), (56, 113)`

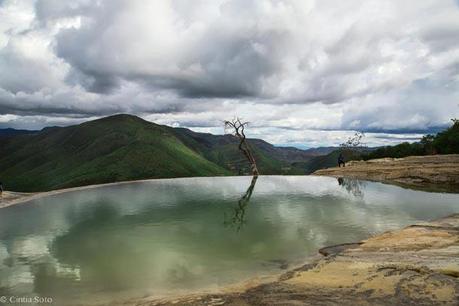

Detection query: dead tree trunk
(224, 118), (259, 176)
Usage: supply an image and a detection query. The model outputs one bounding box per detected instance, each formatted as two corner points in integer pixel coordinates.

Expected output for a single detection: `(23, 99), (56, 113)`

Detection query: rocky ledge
(122, 214), (459, 306)
(313, 154), (459, 192)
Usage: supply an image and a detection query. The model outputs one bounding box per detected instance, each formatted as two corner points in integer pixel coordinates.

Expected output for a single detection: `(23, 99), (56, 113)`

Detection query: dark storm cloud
(53, 4), (288, 98)
(371, 134), (428, 141)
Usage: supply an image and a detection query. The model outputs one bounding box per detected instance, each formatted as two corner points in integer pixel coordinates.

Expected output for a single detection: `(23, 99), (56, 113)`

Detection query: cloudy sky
(0, 0), (458, 148)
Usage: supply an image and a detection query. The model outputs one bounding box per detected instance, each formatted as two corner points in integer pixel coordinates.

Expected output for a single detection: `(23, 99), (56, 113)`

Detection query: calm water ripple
(0, 175), (459, 305)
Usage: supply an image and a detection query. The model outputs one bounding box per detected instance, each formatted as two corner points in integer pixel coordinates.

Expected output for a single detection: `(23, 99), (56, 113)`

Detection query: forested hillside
(364, 119), (459, 160)
(0, 115), (319, 191)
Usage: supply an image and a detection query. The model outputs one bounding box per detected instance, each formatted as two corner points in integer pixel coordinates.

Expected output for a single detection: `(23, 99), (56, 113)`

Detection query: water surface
(0, 176), (459, 305)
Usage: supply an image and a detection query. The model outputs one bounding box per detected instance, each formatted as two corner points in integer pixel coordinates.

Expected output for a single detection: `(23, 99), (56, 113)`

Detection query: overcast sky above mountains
(0, 0), (458, 148)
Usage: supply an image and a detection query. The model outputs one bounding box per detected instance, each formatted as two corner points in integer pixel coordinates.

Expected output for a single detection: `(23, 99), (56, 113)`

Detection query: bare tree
(224, 118), (259, 176)
(340, 131), (365, 149)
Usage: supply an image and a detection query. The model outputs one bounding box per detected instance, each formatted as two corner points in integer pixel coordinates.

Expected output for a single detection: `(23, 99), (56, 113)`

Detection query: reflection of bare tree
(225, 176), (258, 231)
(337, 177), (366, 198)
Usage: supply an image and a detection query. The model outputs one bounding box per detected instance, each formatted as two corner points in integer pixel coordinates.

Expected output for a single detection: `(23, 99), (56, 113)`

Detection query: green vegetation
(0, 115), (229, 191)
(303, 119), (459, 171)
(430, 119), (459, 154)
(225, 119), (459, 174)
(363, 119), (459, 160)
(4, 114), (455, 192)
(0, 114), (312, 192)
(169, 127), (312, 175)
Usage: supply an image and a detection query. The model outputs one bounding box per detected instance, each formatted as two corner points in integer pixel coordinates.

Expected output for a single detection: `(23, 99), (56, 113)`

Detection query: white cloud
(0, 0), (458, 146)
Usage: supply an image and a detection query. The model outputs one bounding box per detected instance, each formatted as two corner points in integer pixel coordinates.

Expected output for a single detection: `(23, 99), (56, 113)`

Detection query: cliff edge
(313, 154), (459, 191)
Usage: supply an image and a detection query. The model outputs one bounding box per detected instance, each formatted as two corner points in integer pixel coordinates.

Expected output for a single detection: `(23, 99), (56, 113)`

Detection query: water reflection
(0, 176), (459, 305)
(224, 176), (258, 231)
(338, 177), (366, 198)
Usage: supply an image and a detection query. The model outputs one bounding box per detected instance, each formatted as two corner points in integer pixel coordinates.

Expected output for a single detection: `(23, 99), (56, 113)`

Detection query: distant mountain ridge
(0, 114), (337, 192)
(302, 146), (338, 156)
(0, 128), (37, 137)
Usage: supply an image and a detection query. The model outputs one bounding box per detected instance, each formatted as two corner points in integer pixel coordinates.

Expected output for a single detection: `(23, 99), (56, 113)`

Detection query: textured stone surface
(118, 214), (459, 306)
(314, 154), (459, 192)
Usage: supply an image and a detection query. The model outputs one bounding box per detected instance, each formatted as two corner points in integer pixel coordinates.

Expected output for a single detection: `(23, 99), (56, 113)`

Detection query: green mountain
(170, 127), (314, 175)
(0, 114), (319, 192)
(0, 115), (229, 191)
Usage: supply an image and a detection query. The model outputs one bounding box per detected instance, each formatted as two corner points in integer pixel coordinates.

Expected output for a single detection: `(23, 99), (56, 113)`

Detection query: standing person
(338, 153), (345, 168)
(0, 181), (3, 195)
